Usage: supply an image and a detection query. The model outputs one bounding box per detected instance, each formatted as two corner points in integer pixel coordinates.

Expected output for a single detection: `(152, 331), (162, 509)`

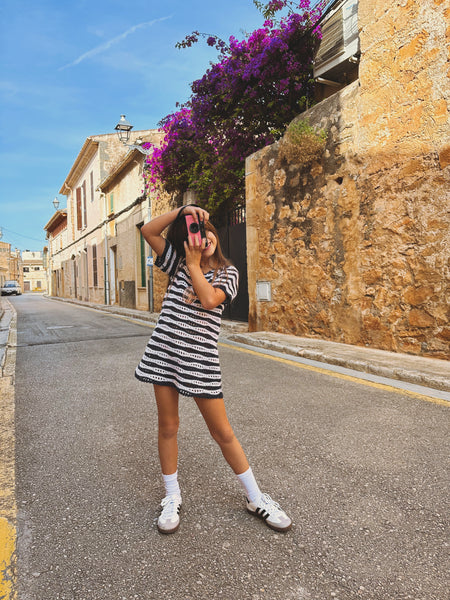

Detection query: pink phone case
(185, 215), (203, 245)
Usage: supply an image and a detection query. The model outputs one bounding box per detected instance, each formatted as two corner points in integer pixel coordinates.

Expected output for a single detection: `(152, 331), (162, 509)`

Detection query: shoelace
(160, 495), (181, 520)
(259, 493), (283, 515)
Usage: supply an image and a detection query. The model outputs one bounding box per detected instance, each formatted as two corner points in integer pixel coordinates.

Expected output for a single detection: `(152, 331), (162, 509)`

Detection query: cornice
(59, 138), (99, 194)
(43, 209), (68, 233)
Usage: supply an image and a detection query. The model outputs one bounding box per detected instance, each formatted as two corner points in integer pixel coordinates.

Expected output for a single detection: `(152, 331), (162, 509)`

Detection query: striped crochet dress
(135, 240), (239, 399)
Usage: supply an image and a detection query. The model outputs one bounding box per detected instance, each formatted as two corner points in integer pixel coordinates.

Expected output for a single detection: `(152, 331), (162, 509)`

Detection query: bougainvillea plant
(144, 0), (324, 220)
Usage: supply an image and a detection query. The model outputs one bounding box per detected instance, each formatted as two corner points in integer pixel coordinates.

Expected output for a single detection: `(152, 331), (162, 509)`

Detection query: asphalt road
(12, 294), (449, 600)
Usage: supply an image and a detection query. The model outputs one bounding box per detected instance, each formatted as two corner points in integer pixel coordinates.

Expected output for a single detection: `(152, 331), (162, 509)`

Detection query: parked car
(1, 280), (22, 295)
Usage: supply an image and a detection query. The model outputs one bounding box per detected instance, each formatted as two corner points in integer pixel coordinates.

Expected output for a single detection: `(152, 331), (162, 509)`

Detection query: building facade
(0, 241), (23, 288)
(44, 209), (68, 297)
(47, 129), (172, 312)
(22, 251), (47, 293)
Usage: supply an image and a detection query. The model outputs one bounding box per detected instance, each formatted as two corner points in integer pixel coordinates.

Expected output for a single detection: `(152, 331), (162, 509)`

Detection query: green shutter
(140, 229), (146, 287)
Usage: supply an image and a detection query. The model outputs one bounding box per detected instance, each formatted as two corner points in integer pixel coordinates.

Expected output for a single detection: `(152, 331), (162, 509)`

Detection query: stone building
(0, 242), (7, 286)
(0, 242), (22, 288)
(22, 251), (47, 293)
(44, 209), (68, 297)
(95, 142), (173, 312)
(50, 129), (170, 311)
(246, 0), (449, 358)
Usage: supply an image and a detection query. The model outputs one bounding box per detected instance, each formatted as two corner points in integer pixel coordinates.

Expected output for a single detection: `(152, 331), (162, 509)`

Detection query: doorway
(218, 206), (249, 322)
(109, 246), (118, 305)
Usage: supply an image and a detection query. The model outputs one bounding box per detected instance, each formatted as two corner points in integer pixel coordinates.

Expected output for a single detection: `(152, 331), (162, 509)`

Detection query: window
(92, 244), (98, 287)
(34, 267), (40, 271)
(23, 267), (29, 272)
(109, 193), (114, 215)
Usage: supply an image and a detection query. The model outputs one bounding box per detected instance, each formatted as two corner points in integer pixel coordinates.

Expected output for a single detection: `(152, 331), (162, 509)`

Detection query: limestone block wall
(246, 0), (449, 359)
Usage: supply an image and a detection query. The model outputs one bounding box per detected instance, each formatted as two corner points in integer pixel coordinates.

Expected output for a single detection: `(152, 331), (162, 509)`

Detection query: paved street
(8, 295), (450, 599)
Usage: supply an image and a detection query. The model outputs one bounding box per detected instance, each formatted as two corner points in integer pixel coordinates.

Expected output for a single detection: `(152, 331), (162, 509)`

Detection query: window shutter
(90, 171), (94, 202)
(76, 187), (82, 230)
(82, 181), (87, 228)
(314, 8), (344, 67)
(139, 225), (146, 287)
(92, 244), (98, 287)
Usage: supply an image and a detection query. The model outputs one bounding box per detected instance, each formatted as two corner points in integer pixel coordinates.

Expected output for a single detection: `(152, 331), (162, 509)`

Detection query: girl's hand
(183, 205), (209, 223)
(184, 235), (206, 270)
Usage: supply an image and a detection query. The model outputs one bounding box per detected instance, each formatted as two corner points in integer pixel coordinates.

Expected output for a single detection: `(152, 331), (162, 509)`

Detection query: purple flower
(143, 1), (323, 214)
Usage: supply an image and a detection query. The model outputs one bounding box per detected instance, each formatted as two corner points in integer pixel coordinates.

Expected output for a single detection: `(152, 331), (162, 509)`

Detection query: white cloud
(58, 16), (172, 71)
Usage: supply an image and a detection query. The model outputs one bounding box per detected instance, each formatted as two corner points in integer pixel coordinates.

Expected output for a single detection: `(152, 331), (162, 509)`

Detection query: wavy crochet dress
(135, 240), (239, 399)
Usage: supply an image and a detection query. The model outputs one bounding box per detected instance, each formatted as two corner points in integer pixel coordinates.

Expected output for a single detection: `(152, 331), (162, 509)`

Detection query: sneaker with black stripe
(157, 494), (182, 534)
(246, 493), (292, 532)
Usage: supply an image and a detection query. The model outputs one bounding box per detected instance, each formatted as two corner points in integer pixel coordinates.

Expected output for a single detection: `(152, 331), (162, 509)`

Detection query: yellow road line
(0, 517), (16, 599)
(0, 306), (17, 600)
(219, 342), (449, 406)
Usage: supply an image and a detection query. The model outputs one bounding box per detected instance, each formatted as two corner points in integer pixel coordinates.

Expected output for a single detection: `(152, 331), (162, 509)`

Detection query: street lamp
(115, 114), (133, 143)
(53, 197), (60, 210)
(114, 115), (152, 155)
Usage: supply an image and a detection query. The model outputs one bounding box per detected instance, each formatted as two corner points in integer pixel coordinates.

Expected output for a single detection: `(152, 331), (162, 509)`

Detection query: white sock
(236, 467), (262, 504)
(162, 470), (181, 497)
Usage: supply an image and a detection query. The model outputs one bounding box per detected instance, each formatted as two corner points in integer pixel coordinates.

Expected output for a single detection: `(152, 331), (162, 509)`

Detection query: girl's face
(203, 230), (217, 259)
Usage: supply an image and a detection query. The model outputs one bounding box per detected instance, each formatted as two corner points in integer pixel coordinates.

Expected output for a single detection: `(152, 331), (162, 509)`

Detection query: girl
(135, 204), (291, 534)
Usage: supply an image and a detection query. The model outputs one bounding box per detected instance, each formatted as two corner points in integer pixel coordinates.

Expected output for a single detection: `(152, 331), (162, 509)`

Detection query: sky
(0, 0), (268, 252)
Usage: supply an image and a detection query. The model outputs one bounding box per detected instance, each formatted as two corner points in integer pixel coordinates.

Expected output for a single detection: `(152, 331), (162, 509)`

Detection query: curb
(0, 299), (17, 600)
(228, 334), (450, 393)
(0, 299), (16, 378)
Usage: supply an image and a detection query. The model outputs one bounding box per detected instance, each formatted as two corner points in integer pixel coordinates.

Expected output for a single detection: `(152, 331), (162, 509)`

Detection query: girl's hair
(165, 214), (233, 296)
(166, 214), (231, 271)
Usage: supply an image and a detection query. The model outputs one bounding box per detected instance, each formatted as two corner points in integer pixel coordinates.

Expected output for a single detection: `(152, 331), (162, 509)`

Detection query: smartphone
(185, 215), (206, 246)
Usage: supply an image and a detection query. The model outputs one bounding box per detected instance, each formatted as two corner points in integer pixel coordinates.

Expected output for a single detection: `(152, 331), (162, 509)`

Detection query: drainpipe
(97, 187), (110, 305)
(64, 183), (74, 299)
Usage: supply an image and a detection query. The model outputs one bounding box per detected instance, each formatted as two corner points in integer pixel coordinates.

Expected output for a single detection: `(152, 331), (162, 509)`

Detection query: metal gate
(218, 206), (249, 322)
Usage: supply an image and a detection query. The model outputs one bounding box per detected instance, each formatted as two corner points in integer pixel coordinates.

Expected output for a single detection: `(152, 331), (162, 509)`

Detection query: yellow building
(22, 251), (47, 293)
(0, 241), (23, 288)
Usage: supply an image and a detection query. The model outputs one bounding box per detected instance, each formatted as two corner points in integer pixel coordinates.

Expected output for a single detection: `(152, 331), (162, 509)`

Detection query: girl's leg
(195, 396), (292, 532)
(154, 385), (182, 534)
(194, 396), (249, 474)
(154, 384), (180, 476)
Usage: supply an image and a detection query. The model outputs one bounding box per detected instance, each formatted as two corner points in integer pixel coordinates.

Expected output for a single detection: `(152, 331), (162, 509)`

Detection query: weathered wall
(246, 0), (449, 358)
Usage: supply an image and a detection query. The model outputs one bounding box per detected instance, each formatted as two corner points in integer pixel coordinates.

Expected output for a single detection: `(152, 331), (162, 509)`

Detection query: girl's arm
(140, 205), (209, 256)
(184, 239), (227, 310)
(187, 259), (227, 310)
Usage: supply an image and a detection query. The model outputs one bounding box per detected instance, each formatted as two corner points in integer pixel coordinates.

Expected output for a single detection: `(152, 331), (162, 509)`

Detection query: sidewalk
(45, 295), (450, 394)
(0, 297), (16, 378)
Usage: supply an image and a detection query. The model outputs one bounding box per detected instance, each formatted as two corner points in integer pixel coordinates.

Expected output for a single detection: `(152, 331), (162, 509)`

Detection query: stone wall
(246, 0), (449, 359)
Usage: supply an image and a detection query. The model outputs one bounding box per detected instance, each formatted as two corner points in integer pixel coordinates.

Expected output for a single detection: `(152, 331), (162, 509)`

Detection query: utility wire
(0, 226), (45, 243)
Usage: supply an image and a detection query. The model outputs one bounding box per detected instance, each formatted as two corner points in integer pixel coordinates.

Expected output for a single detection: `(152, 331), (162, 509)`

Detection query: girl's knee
(210, 424), (235, 447)
(159, 418), (179, 440)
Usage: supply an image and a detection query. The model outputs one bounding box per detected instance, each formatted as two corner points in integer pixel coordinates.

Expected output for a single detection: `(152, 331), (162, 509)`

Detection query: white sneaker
(246, 493), (292, 532)
(157, 494), (182, 534)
